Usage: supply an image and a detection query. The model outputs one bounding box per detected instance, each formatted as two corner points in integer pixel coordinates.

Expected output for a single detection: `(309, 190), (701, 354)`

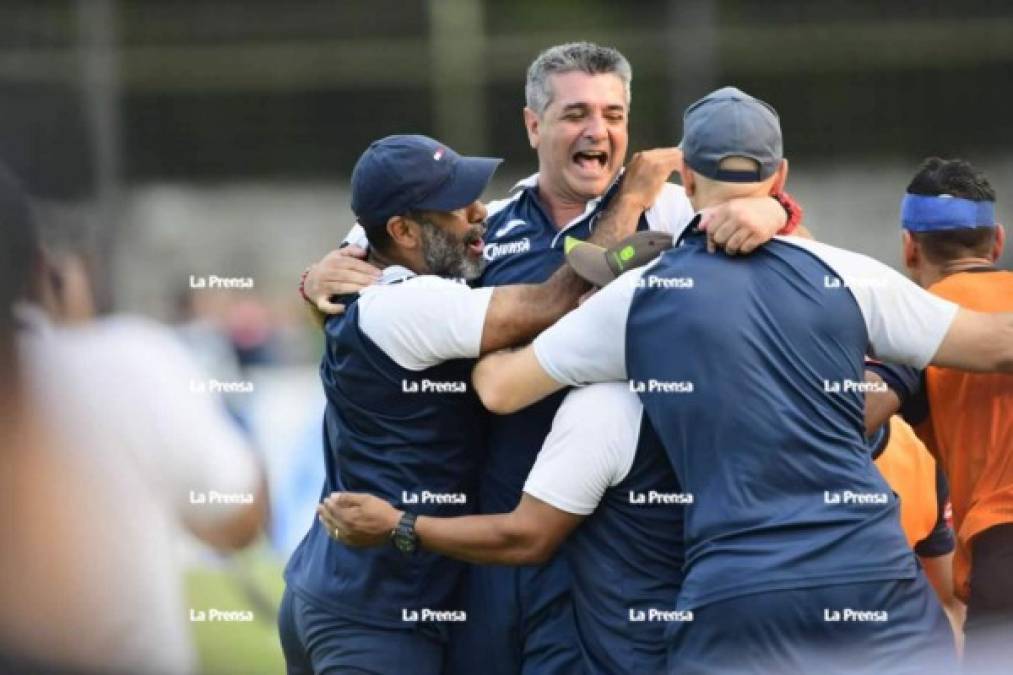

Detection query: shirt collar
(509, 168), (625, 203)
(509, 172), (539, 192)
(511, 170), (627, 248)
(675, 213), (705, 247)
(377, 265), (416, 286)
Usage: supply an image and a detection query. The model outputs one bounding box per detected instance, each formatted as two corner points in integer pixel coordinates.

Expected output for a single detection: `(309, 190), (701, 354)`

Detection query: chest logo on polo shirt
(484, 238), (531, 261)
(495, 219), (526, 238)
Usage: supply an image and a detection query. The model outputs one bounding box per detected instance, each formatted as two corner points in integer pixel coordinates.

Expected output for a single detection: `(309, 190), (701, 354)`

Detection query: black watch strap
(392, 512), (418, 555)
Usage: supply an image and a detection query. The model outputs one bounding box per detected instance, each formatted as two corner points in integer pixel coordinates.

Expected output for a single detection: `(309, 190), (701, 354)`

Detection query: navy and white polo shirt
(476, 173), (694, 513)
(532, 230), (960, 610)
(285, 266), (493, 628)
(523, 382), (685, 674)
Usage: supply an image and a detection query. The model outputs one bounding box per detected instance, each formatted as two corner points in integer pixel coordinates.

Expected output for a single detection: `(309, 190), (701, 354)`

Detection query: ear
(35, 246), (61, 317)
(385, 215), (422, 251)
(36, 249), (95, 323)
(901, 230), (919, 272)
(770, 159), (789, 194)
(680, 158), (696, 197)
(523, 107), (540, 150)
(58, 254), (96, 322)
(992, 223), (1006, 262)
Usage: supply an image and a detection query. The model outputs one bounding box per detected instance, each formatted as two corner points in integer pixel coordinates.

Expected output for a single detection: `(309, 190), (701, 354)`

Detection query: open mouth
(572, 150), (609, 172)
(465, 233), (485, 256)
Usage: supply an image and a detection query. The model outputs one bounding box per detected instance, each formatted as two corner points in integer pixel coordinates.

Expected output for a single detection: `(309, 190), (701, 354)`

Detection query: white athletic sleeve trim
(780, 236), (960, 368)
(523, 383), (644, 515)
(358, 275), (494, 371)
(644, 183), (696, 238)
(532, 266), (647, 386)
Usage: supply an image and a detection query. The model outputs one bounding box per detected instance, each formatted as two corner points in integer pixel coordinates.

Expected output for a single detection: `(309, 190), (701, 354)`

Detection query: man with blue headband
(898, 158), (1012, 674)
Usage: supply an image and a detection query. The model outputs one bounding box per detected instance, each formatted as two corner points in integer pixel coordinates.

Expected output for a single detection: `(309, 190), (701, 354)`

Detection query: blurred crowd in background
(1, 1), (1012, 673)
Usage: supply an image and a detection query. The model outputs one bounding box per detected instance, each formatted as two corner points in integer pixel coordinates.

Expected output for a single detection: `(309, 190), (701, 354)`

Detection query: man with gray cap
(279, 133), (656, 674)
(467, 86), (1013, 672)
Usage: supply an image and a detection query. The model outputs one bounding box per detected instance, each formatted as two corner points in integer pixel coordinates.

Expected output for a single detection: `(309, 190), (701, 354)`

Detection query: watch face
(394, 535), (416, 555)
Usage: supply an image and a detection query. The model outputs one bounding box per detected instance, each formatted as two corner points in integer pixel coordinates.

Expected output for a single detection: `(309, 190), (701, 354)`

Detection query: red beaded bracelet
(772, 191), (803, 235)
(299, 266), (313, 304)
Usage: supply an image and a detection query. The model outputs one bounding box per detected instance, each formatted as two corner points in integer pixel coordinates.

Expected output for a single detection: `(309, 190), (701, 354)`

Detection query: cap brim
(566, 231), (675, 288)
(565, 237), (617, 288)
(417, 156), (503, 212)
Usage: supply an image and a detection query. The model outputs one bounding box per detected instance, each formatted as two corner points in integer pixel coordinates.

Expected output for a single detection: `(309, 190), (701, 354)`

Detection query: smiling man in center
(300, 42), (799, 674)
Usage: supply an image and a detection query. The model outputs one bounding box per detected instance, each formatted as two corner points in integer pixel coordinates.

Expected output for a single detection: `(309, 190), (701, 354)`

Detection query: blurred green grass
(184, 545), (286, 675)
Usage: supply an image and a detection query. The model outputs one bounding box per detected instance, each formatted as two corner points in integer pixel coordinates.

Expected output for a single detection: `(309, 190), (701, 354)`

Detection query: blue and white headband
(901, 193), (996, 232)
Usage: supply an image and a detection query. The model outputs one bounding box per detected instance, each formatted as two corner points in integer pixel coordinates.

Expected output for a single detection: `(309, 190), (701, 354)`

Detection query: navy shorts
(278, 586), (445, 675)
(666, 573), (957, 674)
(446, 556), (584, 675)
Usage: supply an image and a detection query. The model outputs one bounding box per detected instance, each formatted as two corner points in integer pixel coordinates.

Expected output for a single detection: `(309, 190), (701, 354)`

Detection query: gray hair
(525, 42), (632, 116)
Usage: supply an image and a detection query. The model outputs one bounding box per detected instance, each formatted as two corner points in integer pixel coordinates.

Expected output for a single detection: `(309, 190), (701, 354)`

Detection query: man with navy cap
(466, 87), (1013, 672)
(279, 133), (652, 675)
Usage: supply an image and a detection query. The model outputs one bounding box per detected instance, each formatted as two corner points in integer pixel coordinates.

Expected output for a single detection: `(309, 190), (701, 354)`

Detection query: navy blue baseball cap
(351, 134), (502, 227)
(680, 86), (782, 183)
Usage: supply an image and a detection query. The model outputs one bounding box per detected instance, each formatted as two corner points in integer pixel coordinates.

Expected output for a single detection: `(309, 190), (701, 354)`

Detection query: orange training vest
(924, 269), (1013, 601)
(875, 416), (941, 549)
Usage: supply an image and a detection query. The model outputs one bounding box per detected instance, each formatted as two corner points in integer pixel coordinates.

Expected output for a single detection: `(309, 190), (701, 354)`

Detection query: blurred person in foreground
(896, 158), (1013, 673)
(0, 163), (102, 675)
(299, 41), (798, 674)
(0, 164), (267, 675)
(467, 86), (1013, 673)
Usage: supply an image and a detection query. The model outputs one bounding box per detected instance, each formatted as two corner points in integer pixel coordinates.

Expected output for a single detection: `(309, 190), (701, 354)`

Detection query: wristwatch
(391, 512), (418, 555)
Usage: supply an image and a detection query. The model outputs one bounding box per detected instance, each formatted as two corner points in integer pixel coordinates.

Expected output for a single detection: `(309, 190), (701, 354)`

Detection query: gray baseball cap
(680, 86), (782, 183)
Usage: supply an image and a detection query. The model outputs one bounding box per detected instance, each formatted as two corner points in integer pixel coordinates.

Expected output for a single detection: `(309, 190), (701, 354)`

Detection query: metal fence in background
(1, 0), (1011, 312)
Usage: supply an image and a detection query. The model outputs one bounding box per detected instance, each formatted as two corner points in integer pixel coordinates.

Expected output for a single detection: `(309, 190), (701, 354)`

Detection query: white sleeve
(782, 237), (960, 368)
(644, 183), (696, 238)
(532, 266), (644, 386)
(523, 383), (643, 515)
(358, 276), (495, 371)
(99, 320), (261, 527)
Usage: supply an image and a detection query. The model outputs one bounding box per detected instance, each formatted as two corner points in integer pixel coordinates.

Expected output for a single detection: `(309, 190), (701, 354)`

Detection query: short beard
(418, 220), (486, 281)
